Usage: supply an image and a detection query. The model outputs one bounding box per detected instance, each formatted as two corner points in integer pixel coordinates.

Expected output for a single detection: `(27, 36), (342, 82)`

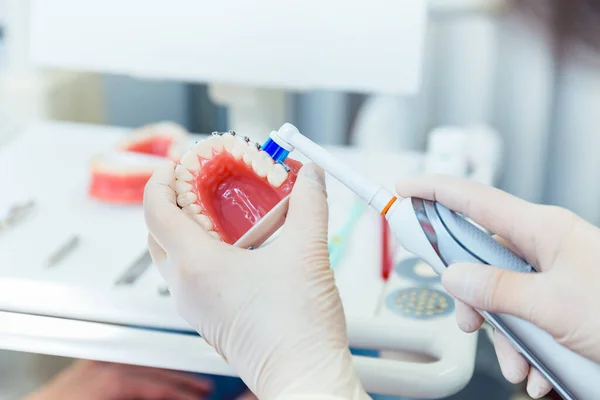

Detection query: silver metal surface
(386, 287), (453, 319)
(115, 251), (153, 286)
(157, 286), (170, 297)
(45, 235), (81, 268)
(0, 200), (36, 232)
(394, 257), (441, 285)
(433, 202), (534, 273)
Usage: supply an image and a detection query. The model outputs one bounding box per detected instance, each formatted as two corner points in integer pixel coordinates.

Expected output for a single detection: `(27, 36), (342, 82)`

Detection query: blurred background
(1, 0), (599, 224)
(0, 0), (599, 399)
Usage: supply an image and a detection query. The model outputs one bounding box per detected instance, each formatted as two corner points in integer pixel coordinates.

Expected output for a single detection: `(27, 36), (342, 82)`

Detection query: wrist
(256, 347), (371, 400)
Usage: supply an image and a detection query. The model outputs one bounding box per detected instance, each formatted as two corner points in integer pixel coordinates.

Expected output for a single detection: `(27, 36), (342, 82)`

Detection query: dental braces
(210, 130), (262, 150)
(209, 131), (291, 172)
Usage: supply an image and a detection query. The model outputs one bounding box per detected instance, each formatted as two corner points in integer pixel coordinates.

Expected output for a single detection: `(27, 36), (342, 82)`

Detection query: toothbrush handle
(412, 199), (600, 400)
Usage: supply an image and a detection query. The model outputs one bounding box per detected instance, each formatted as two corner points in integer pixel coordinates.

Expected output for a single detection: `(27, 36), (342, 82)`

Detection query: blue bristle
(262, 137), (289, 163)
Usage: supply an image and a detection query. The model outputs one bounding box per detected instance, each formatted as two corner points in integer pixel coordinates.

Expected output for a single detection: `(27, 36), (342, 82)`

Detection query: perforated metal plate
(386, 288), (454, 319)
(394, 257), (441, 284)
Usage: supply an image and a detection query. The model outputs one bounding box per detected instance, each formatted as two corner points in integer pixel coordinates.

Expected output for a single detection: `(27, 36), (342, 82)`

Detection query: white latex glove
(144, 162), (370, 400)
(396, 174), (600, 399)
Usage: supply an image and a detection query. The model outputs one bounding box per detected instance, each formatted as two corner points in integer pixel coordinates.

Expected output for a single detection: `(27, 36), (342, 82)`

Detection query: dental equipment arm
(267, 123), (600, 400)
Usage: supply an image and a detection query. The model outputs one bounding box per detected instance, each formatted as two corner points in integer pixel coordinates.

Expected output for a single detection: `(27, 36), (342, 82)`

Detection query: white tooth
(222, 134), (236, 152)
(252, 154), (273, 178)
(175, 180), (193, 195)
(194, 213), (214, 230)
(208, 136), (224, 153)
(243, 145), (259, 165)
(177, 192), (197, 207)
(260, 151), (275, 164)
(267, 164), (288, 187)
(181, 151), (200, 171)
(175, 164), (194, 181)
(194, 141), (214, 160)
(208, 231), (222, 241)
(183, 204), (202, 215)
(231, 141), (247, 160)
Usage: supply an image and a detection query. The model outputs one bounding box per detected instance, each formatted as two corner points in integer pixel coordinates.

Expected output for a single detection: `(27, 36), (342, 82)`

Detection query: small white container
(425, 126), (469, 177)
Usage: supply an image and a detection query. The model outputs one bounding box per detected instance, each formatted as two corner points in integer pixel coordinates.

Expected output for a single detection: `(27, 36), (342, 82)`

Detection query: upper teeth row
(177, 132), (289, 187)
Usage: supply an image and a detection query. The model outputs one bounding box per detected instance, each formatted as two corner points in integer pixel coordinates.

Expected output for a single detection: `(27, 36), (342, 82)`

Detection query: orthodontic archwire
(207, 130), (290, 171)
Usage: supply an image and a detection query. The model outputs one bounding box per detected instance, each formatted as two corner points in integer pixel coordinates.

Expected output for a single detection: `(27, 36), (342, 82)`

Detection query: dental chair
(0, 1), (500, 397)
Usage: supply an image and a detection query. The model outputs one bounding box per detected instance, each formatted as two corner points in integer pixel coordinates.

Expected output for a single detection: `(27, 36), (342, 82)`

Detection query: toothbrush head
(272, 123), (299, 150)
(261, 123), (298, 163)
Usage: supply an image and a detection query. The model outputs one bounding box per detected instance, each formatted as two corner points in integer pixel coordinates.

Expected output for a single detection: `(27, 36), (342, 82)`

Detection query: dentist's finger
(526, 366), (553, 399)
(454, 299), (484, 333)
(143, 162), (211, 252)
(282, 163), (329, 243)
(443, 263), (563, 339)
(147, 233), (167, 265)
(494, 329), (529, 384)
(395, 174), (540, 264)
(148, 232), (178, 287)
(442, 263), (548, 322)
(451, 235), (518, 333)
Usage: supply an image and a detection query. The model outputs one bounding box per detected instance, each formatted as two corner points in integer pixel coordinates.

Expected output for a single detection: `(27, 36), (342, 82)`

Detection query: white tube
(275, 123), (395, 213)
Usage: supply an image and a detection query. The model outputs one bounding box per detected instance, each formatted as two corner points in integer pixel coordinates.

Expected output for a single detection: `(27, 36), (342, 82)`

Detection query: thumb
(282, 163), (329, 240)
(442, 263), (546, 323)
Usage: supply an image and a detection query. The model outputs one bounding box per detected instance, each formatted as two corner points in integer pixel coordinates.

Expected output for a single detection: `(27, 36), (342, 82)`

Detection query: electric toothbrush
(262, 123), (600, 400)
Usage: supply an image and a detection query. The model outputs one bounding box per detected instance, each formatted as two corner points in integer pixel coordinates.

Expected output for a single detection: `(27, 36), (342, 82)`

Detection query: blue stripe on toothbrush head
(262, 137), (290, 163)
(262, 128), (296, 164)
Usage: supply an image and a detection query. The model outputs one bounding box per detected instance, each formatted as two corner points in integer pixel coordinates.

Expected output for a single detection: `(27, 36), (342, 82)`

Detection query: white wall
(545, 51), (600, 223)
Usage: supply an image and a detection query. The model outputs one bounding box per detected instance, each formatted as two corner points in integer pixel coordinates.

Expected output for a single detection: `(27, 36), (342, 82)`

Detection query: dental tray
(0, 121), (489, 398)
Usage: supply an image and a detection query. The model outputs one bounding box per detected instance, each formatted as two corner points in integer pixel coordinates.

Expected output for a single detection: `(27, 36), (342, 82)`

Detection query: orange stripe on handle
(381, 197), (398, 216)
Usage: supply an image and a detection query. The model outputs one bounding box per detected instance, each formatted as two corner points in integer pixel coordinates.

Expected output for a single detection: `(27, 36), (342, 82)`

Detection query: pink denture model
(89, 122), (189, 204)
(174, 132), (302, 245)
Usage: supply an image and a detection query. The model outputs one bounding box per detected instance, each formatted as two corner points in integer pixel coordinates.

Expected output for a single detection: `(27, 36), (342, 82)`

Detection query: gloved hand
(144, 162), (370, 400)
(396, 174), (600, 399)
(23, 360), (213, 400)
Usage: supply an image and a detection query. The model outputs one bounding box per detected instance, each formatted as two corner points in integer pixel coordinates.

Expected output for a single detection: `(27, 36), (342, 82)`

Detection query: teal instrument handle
(328, 201), (366, 270)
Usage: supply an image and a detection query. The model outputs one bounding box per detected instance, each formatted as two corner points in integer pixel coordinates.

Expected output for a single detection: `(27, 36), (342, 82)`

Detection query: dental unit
(253, 123), (599, 400)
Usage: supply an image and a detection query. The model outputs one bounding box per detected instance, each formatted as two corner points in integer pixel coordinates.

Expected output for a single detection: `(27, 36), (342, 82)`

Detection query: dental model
(115, 121), (190, 160)
(174, 131), (302, 245)
(89, 122), (190, 204)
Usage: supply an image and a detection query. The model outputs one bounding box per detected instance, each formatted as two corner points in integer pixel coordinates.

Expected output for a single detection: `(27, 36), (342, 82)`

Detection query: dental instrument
(0, 200), (36, 232)
(44, 234), (80, 268)
(262, 123), (600, 400)
(115, 250), (153, 286)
